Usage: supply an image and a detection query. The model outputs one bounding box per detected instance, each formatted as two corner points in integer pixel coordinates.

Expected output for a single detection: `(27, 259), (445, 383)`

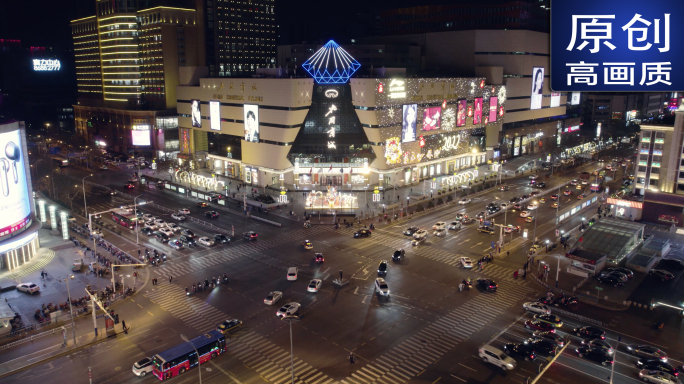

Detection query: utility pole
(281, 315), (300, 384)
(82, 174), (92, 220)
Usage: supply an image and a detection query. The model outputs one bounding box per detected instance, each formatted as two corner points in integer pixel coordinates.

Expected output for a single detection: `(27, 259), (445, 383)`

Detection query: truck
(72, 259), (84, 272)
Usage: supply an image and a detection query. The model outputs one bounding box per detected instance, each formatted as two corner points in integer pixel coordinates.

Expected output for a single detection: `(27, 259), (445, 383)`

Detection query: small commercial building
(565, 249), (607, 277)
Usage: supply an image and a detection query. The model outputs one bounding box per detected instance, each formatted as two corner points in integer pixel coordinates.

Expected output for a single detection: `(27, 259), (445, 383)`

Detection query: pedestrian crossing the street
(347, 282), (533, 384)
(144, 284), (229, 332)
(228, 331), (333, 384)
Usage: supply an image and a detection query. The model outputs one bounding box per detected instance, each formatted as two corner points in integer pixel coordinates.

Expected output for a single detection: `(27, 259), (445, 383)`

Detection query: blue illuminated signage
(551, 0), (680, 91)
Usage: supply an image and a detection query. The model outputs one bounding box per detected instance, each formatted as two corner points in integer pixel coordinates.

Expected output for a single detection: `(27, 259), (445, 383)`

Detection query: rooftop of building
(572, 219), (644, 260)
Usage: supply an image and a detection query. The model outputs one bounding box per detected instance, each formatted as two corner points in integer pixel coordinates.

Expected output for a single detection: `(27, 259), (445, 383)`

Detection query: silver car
(264, 291), (282, 305)
(638, 370), (678, 384)
(132, 357), (154, 377)
(375, 278), (390, 296)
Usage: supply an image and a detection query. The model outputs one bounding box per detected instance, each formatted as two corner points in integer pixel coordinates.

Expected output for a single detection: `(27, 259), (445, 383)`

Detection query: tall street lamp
(532, 200), (539, 244)
(64, 274), (76, 345)
(280, 315), (300, 384)
(82, 174), (93, 221)
(180, 334), (202, 384)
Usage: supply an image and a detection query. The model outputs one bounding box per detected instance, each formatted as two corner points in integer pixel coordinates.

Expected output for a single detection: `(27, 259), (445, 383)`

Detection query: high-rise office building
(203, 0), (276, 77)
(69, 0), (204, 155)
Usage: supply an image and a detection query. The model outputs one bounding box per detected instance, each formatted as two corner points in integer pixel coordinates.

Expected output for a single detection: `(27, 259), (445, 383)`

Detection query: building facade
(70, 1), (203, 155)
(204, 0), (276, 77)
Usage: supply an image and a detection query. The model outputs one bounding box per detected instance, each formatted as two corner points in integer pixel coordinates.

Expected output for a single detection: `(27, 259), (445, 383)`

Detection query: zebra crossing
(228, 331), (333, 384)
(342, 282), (533, 384)
(144, 283), (229, 332)
(151, 226), (331, 278)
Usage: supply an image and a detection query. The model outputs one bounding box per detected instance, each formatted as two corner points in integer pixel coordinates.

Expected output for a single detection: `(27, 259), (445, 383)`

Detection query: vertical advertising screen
(422, 106), (441, 131)
(191, 99), (202, 128)
(513, 136), (521, 156)
(550, 92), (561, 108)
(244, 104), (259, 142)
(489, 97), (498, 122)
(131, 130), (151, 146)
(473, 98), (483, 125)
(0, 130), (31, 241)
(456, 99), (467, 127)
(210, 101), (221, 131)
(530, 67), (544, 110)
(401, 104), (417, 143)
(571, 92), (581, 105)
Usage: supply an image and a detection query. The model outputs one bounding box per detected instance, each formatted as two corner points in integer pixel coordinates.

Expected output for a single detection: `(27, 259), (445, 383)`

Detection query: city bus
(152, 330), (226, 380)
(110, 208), (138, 228)
(50, 154), (69, 167)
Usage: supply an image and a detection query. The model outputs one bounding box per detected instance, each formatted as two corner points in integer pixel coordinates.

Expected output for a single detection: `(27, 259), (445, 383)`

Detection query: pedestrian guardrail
(251, 216), (282, 227)
(552, 308), (605, 327)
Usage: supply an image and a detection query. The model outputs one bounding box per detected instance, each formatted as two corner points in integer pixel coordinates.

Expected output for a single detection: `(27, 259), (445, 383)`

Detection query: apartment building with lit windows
(69, 0), (203, 155)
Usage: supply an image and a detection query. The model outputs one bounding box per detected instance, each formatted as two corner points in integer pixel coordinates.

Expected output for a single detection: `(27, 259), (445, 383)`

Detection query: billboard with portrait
(244, 104), (259, 142)
(131, 130), (151, 146)
(489, 97), (498, 122)
(191, 99), (202, 128)
(401, 104), (417, 143)
(530, 67), (544, 110)
(423, 106), (441, 131)
(0, 129), (31, 241)
(550, 92), (561, 108)
(456, 99), (467, 127)
(210, 101), (221, 131)
(473, 98), (483, 125)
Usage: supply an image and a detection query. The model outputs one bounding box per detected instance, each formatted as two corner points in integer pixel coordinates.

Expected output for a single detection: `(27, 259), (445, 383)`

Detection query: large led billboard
(191, 99), (202, 128)
(473, 98), (483, 125)
(401, 104), (417, 143)
(210, 101), (221, 131)
(530, 67), (544, 110)
(131, 129), (151, 146)
(244, 104), (260, 142)
(423, 106), (441, 131)
(456, 99), (467, 127)
(0, 129), (31, 241)
(489, 97), (498, 122)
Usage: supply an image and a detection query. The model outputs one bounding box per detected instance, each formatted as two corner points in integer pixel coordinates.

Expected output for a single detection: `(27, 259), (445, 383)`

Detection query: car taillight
(601, 336), (605, 340)
(550, 329), (556, 333)
(530, 355), (534, 359)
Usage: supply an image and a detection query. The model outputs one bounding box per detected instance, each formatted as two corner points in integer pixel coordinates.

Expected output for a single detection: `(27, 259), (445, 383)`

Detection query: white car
(307, 279), (322, 293)
(375, 278), (390, 296)
(639, 370), (678, 384)
(132, 357), (154, 377)
(287, 267), (298, 281)
(99, 165), (108, 170)
(16, 282), (40, 294)
(413, 229), (428, 239)
(448, 221), (461, 230)
(460, 257), (473, 269)
(432, 222), (446, 230)
(171, 213), (186, 221)
(143, 221), (158, 230)
(141, 214), (154, 221)
(519, 211), (531, 218)
(154, 218), (166, 226)
(433, 228), (446, 237)
(129, 177), (139, 182)
(166, 223), (181, 232)
(198, 237), (215, 246)
(276, 302), (301, 317)
(158, 227), (173, 237)
(264, 291), (283, 305)
(500, 202), (510, 209)
(522, 302), (551, 315)
(178, 208), (191, 215)
(527, 204), (538, 210)
(458, 198), (471, 205)
(121, 205), (135, 212)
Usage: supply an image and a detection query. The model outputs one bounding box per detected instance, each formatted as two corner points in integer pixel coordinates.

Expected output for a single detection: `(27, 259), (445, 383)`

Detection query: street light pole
(65, 275), (76, 345)
(133, 193), (145, 246)
(281, 315), (300, 384)
(180, 334), (202, 384)
(532, 200), (538, 245)
(556, 253), (561, 288)
(82, 174), (93, 220)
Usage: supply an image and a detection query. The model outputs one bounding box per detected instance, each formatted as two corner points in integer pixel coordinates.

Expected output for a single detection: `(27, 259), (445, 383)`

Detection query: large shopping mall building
(175, 41), (504, 189)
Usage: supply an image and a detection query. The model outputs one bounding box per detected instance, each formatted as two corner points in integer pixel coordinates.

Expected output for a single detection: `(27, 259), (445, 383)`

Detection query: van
(72, 259), (84, 272)
(287, 267), (298, 281)
(479, 345), (516, 370)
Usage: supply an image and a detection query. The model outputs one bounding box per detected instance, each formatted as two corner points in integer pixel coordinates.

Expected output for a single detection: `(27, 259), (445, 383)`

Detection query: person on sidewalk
(169, 275), (172, 283)
(349, 353), (355, 364)
(122, 319), (128, 334)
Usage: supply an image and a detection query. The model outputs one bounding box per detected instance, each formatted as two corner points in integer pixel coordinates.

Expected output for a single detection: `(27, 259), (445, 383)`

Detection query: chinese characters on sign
(551, 2), (679, 91)
(33, 59), (61, 71)
(325, 103), (337, 149)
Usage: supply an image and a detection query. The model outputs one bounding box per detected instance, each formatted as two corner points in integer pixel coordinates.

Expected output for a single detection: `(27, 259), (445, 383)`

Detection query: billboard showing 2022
(551, 0), (681, 91)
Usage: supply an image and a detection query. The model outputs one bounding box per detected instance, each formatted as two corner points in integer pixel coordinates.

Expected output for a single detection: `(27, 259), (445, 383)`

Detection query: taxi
(539, 197), (546, 203)
(216, 319), (243, 334)
(533, 314), (563, 328)
(301, 240), (313, 249)
(525, 216), (535, 223)
(551, 202), (559, 208)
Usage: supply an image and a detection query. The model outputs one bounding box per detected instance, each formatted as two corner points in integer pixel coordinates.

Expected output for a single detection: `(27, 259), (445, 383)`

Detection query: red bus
(111, 208), (138, 228)
(152, 330), (226, 380)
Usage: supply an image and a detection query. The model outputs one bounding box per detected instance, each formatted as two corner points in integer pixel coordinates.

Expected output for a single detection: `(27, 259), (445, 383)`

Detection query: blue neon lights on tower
(301, 40), (361, 84)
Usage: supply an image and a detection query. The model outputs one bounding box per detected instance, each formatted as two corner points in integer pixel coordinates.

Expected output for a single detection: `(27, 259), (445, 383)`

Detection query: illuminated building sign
(33, 59), (61, 71)
(325, 103), (337, 149)
(389, 79), (406, 99)
(325, 89), (339, 98)
(301, 40), (360, 84)
(607, 198), (643, 209)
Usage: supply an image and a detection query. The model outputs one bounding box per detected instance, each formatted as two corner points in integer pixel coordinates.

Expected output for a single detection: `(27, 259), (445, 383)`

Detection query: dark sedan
(575, 346), (613, 366)
(636, 359), (678, 376)
(602, 267), (634, 279)
(574, 326), (605, 340)
(629, 346), (669, 362)
(141, 227), (154, 236)
(354, 229), (372, 238)
(650, 269), (675, 282)
(205, 211), (219, 219)
(525, 320), (556, 332)
(503, 343), (537, 361)
(392, 249), (405, 262)
(403, 227), (419, 236)
(243, 231), (258, 241)
(213, 234), (233, 244)
(597, 275), (624, 287)
(524, 338), (558, 356)
(476, 278), (497, 291)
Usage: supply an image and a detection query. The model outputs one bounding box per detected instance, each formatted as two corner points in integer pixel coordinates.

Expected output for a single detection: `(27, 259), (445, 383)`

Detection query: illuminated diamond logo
(301, 40), (361, 84)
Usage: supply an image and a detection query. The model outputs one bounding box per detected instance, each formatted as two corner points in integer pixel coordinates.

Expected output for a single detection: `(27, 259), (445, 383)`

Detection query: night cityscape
(1, 0), (683, 383)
